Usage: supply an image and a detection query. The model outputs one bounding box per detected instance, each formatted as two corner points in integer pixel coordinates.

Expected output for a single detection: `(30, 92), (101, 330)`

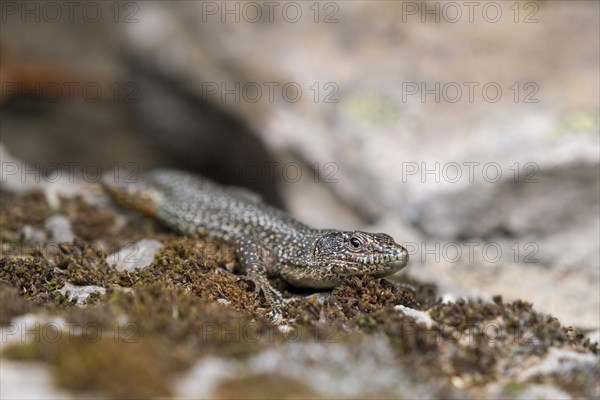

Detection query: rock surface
(58, 283), (106, 306)
(115, 2), (599, 328)
(106, 239), (163, 272)
(0, 1), (598, 398)
(0, 361), (75, 400)
(45, 215), (75, 244)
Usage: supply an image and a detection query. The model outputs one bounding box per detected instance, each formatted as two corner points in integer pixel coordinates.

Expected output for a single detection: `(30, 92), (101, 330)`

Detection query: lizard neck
(272, 227), (321, 266)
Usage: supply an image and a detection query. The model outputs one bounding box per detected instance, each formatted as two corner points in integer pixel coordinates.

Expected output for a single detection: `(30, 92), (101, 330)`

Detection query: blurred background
(1, 0), (598, 331)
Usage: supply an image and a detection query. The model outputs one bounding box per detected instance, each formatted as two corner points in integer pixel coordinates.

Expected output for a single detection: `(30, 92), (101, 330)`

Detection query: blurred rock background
(1, 0), (598, 331)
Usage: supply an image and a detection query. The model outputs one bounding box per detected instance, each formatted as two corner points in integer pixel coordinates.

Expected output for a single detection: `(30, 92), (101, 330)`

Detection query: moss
(357, 308), (439, 354)
(107, 283), (278, 359)
(332, 275), (425, 319)
(450, 342), (497, 382)
(391, 274), (440, 310)
(547, 367), (600, 399)
(3, 283), (283, 397)
(431, 298), (597, 356)
(500, 381), (528, 396)
(63, 302), (118, 332)
(1, 186), (599, 397)
(121, 236), (265, 320)
(0, 284), (30, 324)
(0, 190), (51, 233)
(215, 373), (316, 399)
(0, 190), (52, 257)
(57, 194), (176, 254)
(56, 239), (120, 286)
(62, 198), (115, 241)
(5, 336), (186, 398)
(0, 256), (69, 306)
(285, 294), (324, 325)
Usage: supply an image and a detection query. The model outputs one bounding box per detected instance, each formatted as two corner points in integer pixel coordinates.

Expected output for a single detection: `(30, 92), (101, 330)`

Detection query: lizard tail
(101, 173), (161, 217)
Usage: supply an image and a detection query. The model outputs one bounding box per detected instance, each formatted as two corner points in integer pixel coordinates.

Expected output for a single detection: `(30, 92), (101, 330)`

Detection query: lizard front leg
(235, 236), (283, 322)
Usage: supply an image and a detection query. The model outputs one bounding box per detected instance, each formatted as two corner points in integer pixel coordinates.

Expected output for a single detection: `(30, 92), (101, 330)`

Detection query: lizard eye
(350, 237), (362, 248)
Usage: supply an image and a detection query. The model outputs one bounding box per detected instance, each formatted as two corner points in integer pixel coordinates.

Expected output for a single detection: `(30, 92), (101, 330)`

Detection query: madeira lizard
(103, 169), (409, 319)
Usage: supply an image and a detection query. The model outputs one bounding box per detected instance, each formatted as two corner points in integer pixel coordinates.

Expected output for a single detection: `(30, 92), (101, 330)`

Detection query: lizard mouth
(361, 248), (409, 276)
(355, 248), (409, 266)
(369, 259), (409, 277)
(335, 249), (409, 277)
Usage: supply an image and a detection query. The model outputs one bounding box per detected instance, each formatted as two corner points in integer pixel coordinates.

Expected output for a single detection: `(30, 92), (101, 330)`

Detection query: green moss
(5, 336), (185, 398)
(0, 190), (52, 258)
(501, 381), (528, 396)
(57, 239), (120, 286)
(124, 236), (265, 319)
(215, 373), (316, 399)
(0, 257), (68, 306)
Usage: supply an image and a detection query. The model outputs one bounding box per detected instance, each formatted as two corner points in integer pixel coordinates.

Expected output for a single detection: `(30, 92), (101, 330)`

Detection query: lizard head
(311, 230), (409, 279)
(281, 230), (408, 288)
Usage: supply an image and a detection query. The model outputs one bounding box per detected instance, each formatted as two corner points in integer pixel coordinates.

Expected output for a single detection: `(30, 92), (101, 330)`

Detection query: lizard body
(103, 169), (409, 316)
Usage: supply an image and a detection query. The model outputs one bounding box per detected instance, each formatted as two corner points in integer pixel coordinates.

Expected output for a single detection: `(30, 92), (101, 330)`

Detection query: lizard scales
(103, 169), (409, 311)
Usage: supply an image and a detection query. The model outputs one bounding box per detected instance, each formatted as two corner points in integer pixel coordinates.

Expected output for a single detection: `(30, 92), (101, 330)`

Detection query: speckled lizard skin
(103, 169), (409, 319)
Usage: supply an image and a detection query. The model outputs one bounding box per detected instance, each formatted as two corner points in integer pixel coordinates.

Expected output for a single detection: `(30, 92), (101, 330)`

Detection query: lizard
(102, 169), (409, 320)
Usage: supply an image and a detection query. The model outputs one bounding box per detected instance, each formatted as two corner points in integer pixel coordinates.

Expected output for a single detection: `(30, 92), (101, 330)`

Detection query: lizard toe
(266, 307), (284, 325)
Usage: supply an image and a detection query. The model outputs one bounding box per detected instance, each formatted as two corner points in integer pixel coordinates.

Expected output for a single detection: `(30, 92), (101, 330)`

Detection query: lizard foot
(237, 274), (283, 305)
(266, 307), (284, 325)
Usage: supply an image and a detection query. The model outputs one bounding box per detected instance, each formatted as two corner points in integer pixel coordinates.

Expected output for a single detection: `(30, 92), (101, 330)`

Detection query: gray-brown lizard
(103, 169), (409, 318)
